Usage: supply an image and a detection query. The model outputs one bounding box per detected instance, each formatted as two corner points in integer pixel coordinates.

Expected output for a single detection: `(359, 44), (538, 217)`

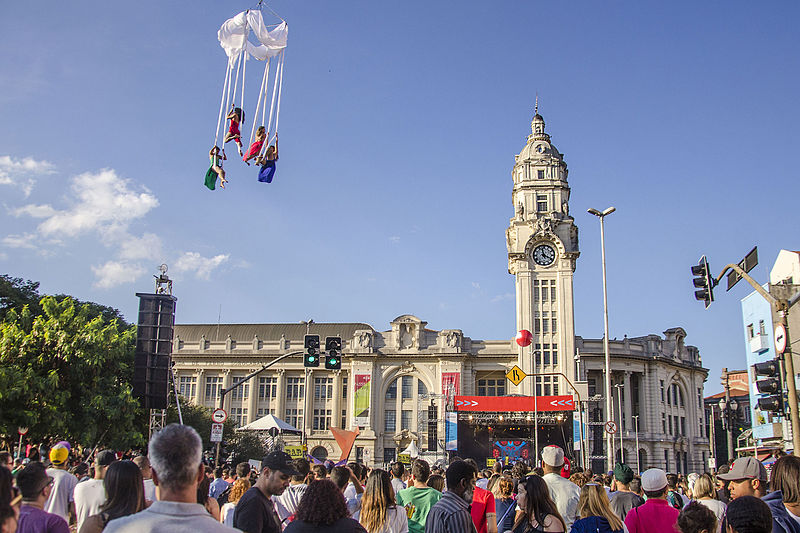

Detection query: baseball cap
(717, 457), (767, 481)
(541, 445), (565, 467)
(262, 451), (300, 476)
(641, 468), (668, 491)
(95, 450), (117, 467)
(49, 442), (71, 465)
(613, 463), (634, 484)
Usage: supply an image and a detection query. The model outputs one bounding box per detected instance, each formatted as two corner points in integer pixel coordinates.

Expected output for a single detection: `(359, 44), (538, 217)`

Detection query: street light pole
(588, 206), (616, 471)
(615, 383), (624, 463)
(632, 415), (640, 473)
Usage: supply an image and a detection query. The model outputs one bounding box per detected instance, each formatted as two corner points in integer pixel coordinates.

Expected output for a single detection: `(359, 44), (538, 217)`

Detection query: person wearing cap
(624, 468), (680, 533)
(234, 450), (299, 533)
(609, 463), (644, 521)
(104, 424), (233, 533)
(44, 442), (77, 524)
(761, 455), (800, 533)
(73, 450), (117, 530)
(540, 445), (580, 528)
(717, 457), (768, 500)
(16, 462), (70, 533)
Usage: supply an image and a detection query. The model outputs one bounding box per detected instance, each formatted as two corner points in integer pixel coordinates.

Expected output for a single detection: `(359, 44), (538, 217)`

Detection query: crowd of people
(1, 428), (800, 533)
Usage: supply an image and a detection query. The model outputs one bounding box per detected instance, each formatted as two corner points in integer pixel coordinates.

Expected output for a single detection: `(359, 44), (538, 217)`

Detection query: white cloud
(91, 261), (146, 289)
(29, 169), (158, 238)
(11, 204), (57, 218)
(0, 155), (56, 196)
(2, 233), (39, 250)
(491, 293), (514, 303)
(471, 282), (481, 289)
(389, 236), (401, 243)
(118, 233), (163, 261)
(174, 252), (230, 280)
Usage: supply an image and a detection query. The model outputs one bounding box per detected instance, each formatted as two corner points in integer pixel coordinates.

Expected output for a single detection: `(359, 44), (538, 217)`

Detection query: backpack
(216, 485), (232, 506)
(667, 490), (683, 510)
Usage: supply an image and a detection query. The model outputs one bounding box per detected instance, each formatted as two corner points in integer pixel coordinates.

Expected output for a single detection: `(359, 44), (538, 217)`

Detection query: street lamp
(632, 415), (640, 474)
(588, 206), (616, 471)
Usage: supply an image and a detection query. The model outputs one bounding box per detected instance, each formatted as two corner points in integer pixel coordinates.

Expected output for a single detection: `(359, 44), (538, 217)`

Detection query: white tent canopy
(401, 441), (420, 458)
(236, 414), (302, 434)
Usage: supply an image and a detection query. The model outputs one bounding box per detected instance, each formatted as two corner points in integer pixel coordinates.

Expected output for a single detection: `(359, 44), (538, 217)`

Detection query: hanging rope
(213, 58), (233, 147)
(261, 49), (283, 156)
(248, 57), (271, 148)
(274, 50), (285, 136)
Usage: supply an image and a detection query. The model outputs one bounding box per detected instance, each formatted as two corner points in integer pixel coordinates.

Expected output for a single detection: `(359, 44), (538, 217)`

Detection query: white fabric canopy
(401, 441), (420, 458)
(218, 11), (288, 61)
(236, 414), (302, 434)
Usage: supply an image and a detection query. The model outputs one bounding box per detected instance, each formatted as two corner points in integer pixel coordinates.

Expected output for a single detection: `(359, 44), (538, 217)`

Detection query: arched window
(311, 446), (328, 461)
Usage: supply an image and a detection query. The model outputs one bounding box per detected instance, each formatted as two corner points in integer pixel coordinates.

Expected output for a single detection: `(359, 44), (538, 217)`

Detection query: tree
(0, 296), (145, 449)
(0, 275), (42, 321)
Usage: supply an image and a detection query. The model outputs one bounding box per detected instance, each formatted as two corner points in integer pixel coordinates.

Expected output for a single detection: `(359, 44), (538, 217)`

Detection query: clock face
(532, 244), (556, 266)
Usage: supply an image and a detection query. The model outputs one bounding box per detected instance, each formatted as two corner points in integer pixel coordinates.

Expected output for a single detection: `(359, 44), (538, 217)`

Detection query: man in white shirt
(273, 458), (310, 523)
(540, 445), (580, 528)
(44, 442), (77, 523)
(133, 455), (157, 502)
(74, 450), (117, 530)
(391, 462), (406, 496)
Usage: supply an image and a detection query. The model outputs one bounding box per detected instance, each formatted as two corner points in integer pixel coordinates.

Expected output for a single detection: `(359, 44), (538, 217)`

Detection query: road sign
(212, 408), (227, 424)
(506, 365), (527, 386)
(18, 427), (28, 435)
(604, 421), (618, 434)
(210, 423), (224, 442)
(776, 324), (787, 354)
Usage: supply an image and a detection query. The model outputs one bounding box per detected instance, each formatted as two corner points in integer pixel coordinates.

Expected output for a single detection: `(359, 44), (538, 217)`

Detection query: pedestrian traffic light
(754, 359), (784, 414)
(691, 256), (715, 308)
(304, 335), (320, 367)
(325, 336), (342, 370)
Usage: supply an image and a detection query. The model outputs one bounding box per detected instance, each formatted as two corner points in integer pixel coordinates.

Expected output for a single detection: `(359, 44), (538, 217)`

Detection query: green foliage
(0, 275), (42, 320)
(0, 295), (145, 449)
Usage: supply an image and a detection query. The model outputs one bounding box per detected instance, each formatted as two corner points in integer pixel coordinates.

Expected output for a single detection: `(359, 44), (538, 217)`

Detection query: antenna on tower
(534, 93), (539, 115)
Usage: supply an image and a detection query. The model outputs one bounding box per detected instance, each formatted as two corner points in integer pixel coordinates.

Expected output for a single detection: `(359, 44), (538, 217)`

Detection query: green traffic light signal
(304, 334), (320, 367)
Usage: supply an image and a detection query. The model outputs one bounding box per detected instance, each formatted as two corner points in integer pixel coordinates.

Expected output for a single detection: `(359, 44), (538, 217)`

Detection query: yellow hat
(49, 444), (70, 465)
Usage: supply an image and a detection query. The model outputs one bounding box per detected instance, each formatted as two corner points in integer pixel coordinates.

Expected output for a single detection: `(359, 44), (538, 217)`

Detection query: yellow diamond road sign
(506, 365), (527, 386)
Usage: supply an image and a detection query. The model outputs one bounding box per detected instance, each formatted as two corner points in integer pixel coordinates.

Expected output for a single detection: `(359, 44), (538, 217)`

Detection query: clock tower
(506, 111), (579, 397)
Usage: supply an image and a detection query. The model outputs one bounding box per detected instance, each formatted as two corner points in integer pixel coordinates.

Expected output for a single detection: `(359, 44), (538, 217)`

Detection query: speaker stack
(133, 293), (177, 410)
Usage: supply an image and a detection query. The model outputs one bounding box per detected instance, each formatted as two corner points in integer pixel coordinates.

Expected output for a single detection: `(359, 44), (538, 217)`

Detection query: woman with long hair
(78, 460), (146, 533)
(493, 476), (516, 533)
(284, 479), (366, 532)
(570, 483), (624, 533)
(691, 474), (725, 525)
(197, 475), (220, 521)
(513, 475), (566, 533)
(220, 478), (250, 526)
(359, 470), (408, 533)
(426, 475), (445, 492)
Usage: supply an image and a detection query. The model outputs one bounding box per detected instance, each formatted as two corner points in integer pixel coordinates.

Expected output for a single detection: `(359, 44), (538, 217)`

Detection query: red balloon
(516, 329), (532, 347)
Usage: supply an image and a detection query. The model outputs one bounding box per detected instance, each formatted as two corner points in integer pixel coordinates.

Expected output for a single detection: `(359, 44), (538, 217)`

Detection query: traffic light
(691, 256), (715, 308)
(754, 359), (784, 414)
(304, 335), (320, 367)
(325, 336), (342, 370)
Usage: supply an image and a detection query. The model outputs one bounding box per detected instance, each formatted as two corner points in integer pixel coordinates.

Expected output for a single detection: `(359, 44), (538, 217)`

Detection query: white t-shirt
(44, 468), (78, 521)
(391, 478), (406, 495)
(542, 472), (580, 529)
(274, 483), (307, 521)
(74, 478), (107, 530)
(220, 502), (237, 526)
(143, 478), (157, 502)
(697, 498), (726, 524)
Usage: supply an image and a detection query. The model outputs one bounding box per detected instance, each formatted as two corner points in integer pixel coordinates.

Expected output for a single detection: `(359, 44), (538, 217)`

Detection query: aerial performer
(257, 134), (278, 183)
(205, 146), (227, 190)
(207, 6), (287, 190)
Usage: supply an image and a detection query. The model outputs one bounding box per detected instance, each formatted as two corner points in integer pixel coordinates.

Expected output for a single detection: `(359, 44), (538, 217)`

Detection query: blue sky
(2, 1), (798, 394)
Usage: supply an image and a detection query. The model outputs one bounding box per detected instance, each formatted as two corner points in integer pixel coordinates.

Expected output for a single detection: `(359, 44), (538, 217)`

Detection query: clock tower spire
(506, 111), (579, 397)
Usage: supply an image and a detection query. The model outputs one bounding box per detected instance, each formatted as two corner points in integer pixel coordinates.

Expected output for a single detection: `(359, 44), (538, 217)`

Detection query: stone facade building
(170, 112), (710, 472)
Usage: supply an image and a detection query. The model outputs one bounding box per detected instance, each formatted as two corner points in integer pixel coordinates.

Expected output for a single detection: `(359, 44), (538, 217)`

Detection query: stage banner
(445, 411), (458, 451)
(354, 374), (371, 426)
(442, 372), (460, 398)
(454, 395), (574, 412)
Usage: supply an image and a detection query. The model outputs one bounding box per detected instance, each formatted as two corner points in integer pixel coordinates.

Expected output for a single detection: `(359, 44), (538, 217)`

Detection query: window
(402, 376), (413, 399)
(313, 409), (332, 431)
(386, 381), (397, 400)
(746, 324), (755, 339)
(662, 413), (666, 433)
(535, 344), (542, 366)
(230, 407), (248, 426)
(385, 410), (396, 432)
(384, 448), (396, 463)
(178, 376), (196, 398)
(588, 379), (597, 396)
(668, 416), (673, 435)
(660, 380), (665, 402)
(257, 408), (275, 418)
(477, 379), (505, 396)
(698, 388), (703, 408)
(533, 280), (539, 302)
(285, 408), (303, 429)
(542, 316), (549, 334)
(541, 284), (549, 302)
(314, 377), (333, 401)
(552, 344), (558, 366)
(341, 409), (347, 428)
(550, 283), (557, 302)
(418, 379), (428, 396)
(342, 377), (348, 399)
(401, 410), (412, 429)
(205, 376), (222, 401)
(537, 195), (547, 212)
(664, 450), (669, 472)
(679, 390), (685, 408)
(551, 318), (557, 333)
(543, 344), (550, 365)
(230, 376), (248, 400)
(674, 416), (679, 436)
(287, 377), (305, 399)
(537, 169), (545, 179)
(534, 317), (541, 334)
(759, 320), (766, 335)
(672, 385), (678, 406)
(258, 377), (277, 399)
(536, 376), (555, 396)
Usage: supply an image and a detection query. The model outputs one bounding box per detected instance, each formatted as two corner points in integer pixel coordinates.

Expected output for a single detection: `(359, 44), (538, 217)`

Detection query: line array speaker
(133, 293), (177, 410)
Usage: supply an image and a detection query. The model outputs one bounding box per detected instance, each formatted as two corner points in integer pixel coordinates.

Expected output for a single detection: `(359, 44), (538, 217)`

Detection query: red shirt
(470, 486), (496, 533)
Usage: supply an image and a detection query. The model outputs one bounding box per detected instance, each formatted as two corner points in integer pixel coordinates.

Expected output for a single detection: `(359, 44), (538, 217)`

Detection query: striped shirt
(425, 491), (478, 533)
